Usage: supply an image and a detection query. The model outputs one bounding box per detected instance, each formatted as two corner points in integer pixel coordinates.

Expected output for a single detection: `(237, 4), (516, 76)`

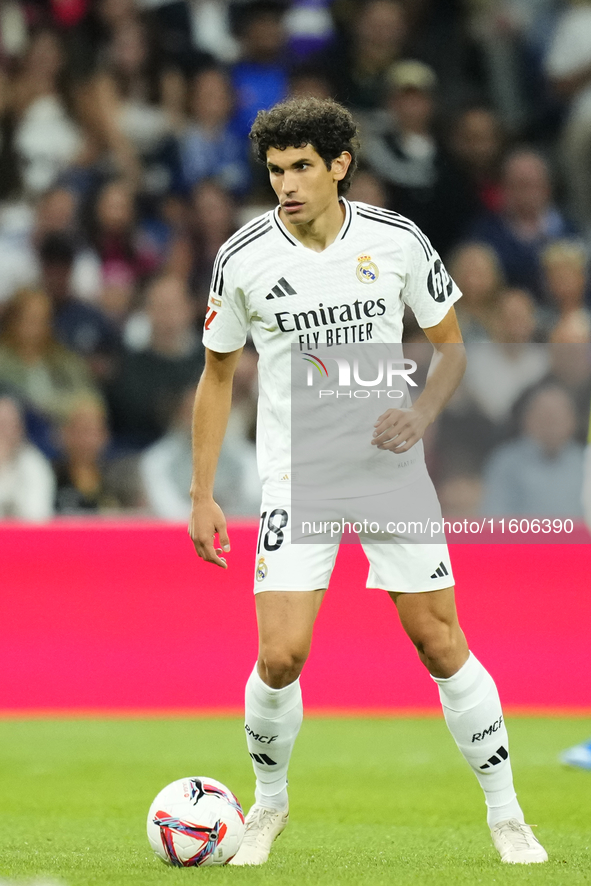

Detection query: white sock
(432, 652), (524, 828)
(244, 664), (303, 811)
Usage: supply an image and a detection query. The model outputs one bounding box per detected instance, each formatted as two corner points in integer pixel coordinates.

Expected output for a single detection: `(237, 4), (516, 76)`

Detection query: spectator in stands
(140, 384), (260, 519)
(549, 311), (591, 345)
(429, 370), (501, 498)
(8, 29), (93, 196)
(37, 0), (91, 30)
(324, 0), (408, 110)
(449, 106), (505, 214)
(489, 285), (544, 344)
(92, 0), (137, 36)
(534, 321), (591, 467)
(167, 179), (239, 310)
(0, 183), (38, 305)
(540, 239), (591, 336)
(185, 0), (240, 64)
(467, 149), (576, 301)
(362, 60), (474, 255)
(0, 1), (27, 68)
(178, 67), (249, 196)
(34, 185), (78, 241)
(87, 14), (183, 191)
(136, 0), (197, 73)
(96, 261), (137, 334)
(0, 288), (98, 425)
(106, 274), (204, 449)
(545, 0), (591, 234)
(54, 393), (138, 513)
(285, 0), (334, 61)
(74, 0), (141, 80)
(347, 168), (388, 207)
(38, 232), (120, 374)
(461, 0), (556, 136)
(481, 383), (585, 517)
(0, 393), (55, 520)
(447, 242), (505, 342)
(230, 0), (290, 142)
(34, 186), (102, 302)
(398, 0), (468, 112)
(0, 184), (100, 308)
(437, 472), (483, 518)
(288, 66), (333, 100)
(229, 345), (259, 445)
(462, 288), (548, 425)
(88, 178), (162, 285)
(518, 338), (591, 443)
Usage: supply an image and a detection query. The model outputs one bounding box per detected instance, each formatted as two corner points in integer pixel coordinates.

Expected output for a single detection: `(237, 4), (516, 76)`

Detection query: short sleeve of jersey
(401, 233), (462, 329)
(202, 251), (248, 353)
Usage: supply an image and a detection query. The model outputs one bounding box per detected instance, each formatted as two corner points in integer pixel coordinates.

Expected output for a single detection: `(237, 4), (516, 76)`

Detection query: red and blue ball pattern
(147, 776), (245, 866)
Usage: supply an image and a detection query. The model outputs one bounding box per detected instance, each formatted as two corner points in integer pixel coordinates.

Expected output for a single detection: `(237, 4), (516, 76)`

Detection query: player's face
(266, 145), (349, 224)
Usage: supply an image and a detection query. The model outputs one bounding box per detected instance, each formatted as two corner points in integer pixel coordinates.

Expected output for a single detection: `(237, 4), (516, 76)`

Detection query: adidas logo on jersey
(430, 561), (449, 579)
(265, 277), (297, 299)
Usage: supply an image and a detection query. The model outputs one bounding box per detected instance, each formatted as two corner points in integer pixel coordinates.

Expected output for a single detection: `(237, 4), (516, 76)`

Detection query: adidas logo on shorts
(430, 561), (449, 579)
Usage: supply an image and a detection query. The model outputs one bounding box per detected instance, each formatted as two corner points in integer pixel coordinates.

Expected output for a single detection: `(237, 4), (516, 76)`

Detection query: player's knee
(258, 648), (308, 687)
(414, 623), (461, 669)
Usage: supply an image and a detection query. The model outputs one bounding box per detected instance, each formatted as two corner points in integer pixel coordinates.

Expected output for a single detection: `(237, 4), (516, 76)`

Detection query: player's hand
(371, 406), (431, 453)
(188, 498), (231, 568)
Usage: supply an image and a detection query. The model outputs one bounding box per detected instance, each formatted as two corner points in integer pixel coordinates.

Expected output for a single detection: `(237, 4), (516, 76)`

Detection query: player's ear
(332, 151), (352, 183)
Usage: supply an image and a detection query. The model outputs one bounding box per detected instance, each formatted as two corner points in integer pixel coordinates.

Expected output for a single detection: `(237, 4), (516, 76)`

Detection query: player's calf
(433, 653), (528, 826)
(244, 664), (303, 814)
(392, 586), (469, 679)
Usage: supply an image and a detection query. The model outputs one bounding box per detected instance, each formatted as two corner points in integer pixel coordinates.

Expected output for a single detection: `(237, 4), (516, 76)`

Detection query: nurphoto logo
(301, 353), (417, 399)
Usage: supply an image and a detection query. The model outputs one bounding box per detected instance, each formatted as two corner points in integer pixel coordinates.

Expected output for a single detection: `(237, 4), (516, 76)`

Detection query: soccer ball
(147, 776), (245, 867)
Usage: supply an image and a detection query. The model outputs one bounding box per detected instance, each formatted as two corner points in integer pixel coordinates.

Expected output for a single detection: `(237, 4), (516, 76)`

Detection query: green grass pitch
(0, 716), (589, 885)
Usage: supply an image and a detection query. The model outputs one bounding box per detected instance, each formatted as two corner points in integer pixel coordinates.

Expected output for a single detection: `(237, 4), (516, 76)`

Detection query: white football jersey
(203, 199), (461, 491)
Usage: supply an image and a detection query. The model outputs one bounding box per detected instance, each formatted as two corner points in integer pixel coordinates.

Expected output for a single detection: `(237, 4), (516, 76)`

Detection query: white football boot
(228, 803), (289, 866)
(490, 819), (548, 864)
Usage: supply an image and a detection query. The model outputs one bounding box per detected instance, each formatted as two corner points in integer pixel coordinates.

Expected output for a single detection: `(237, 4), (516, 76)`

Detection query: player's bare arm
(372, 306), (466, 453)
(189, 346), (243, 568)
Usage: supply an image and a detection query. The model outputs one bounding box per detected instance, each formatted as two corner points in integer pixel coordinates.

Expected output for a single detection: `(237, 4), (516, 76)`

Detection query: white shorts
(252, 473), (454, 594)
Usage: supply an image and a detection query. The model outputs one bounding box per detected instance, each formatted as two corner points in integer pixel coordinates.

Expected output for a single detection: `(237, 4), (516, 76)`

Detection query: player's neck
(280, 198), (345, 253)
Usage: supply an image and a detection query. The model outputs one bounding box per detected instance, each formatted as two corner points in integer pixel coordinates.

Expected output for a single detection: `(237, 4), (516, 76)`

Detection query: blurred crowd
(0, 0), (590, 520)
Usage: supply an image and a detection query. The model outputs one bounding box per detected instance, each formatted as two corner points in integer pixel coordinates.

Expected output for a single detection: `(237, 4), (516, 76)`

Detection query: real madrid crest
(356, 254), (379, 284)
(256, 557), (268, 582)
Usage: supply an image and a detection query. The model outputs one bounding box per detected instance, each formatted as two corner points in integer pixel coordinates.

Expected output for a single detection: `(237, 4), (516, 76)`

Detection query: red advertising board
(0, 522), (589, 713)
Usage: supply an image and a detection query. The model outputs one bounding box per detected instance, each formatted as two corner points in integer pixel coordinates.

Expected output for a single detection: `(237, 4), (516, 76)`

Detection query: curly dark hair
(249, 97), (359, 195)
